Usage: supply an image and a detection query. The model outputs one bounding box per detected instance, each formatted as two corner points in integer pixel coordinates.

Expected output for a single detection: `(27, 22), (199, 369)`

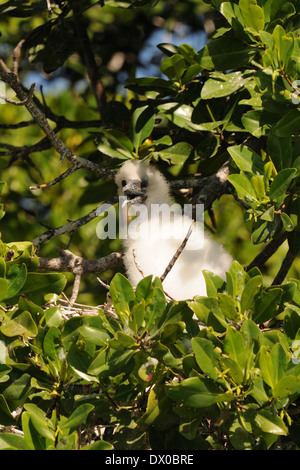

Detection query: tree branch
(245, 233), (288, 273)
(272, 249), (297, 286)
(32, 198), (117, 249)
(0, 59), (112, 179)
(189, 164), (231, 210)
(38, 248), (122, 275)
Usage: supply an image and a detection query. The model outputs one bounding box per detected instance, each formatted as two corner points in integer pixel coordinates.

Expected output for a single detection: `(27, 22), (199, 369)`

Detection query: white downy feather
(115, 160), (233, 300)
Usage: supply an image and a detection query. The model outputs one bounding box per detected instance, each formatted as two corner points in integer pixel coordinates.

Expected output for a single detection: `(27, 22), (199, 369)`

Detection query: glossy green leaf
(254, 409), (288, 435)
(166, 376), (232, 408)
(0, 432), (29, 450)
(269, 168), (296, 206)
(259, 346), (275, 388)
(227, 172), (259, 204)
(201, 71), (250, 99)
(158, 141), (193, 165)
(252, 288), (282, 323)
(23, 403), (55, 441)
(240, 275), (263, 313)
(161, 54), (186, 81)
(6, 264), (27, 299)
(272, 375), (300, 400)
(109, 273), (136, 318)
(0, 310), (38, 337)
(61, 404), (94, 432)
(18, 272), (66, 306)
(239, 0), (264, 33)
(272, 109), (300, 137)
(228, 145), (264, 175)
(197, 37), (256, 71)
(224, 326), (246, 368)
(129, 105), (155, 151)
(191, 337), (219, 380)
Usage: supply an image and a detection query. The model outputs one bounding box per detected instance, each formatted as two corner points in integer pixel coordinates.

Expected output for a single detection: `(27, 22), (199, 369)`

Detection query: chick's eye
(141, 179), (148, 189)
(121, 180), (126, 187)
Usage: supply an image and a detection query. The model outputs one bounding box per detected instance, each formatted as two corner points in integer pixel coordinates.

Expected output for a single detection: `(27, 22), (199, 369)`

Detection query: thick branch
(187, 164), (231, 210)
(38, 249), (122, 275)
(272, 249), (297, 286)
(245, 233), (288, 272)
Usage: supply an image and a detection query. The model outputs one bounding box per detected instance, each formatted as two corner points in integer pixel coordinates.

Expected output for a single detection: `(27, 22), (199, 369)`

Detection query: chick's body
(115, 160), (232, 300)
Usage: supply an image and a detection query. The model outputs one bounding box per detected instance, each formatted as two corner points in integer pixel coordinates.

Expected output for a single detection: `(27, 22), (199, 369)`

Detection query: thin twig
(13, 39), (25, 77)
(160, 221), (195, 283)
(0, 61), (112, 178)
(97, 277), (110, 290)
(30, 164), (81, 190)
(0, 83), (35, 106)
(70, 273), (82, 305)
(32, 198), (117, 248)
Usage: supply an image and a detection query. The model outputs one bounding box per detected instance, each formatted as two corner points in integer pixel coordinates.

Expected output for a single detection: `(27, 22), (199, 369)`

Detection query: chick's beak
(122, 180), (147, 206)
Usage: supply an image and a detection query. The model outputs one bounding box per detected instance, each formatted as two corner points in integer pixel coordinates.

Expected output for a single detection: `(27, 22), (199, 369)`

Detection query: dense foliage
(0, 0), (300, 450)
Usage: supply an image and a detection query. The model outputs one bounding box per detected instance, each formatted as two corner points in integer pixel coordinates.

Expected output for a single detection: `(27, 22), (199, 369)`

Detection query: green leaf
(109, 273), (136, 318)
(158, 141), (192, 165)
(0, 432), (29, 450)
(44, 307), (63, 328)
(161, 54), (186, 81)
(203, 270), (225, 297)
(217, 293), (239, 321)
(201, 71), (250, 99)
(43, 326), (61, 362)
(254, 409), (288, 435)
(166, 376), (232, 408)
(273, 24), (294, 68)
(227, 172), (259, 204)
(0, 278), (8, 302)
(0, 311), (38, 337)
(88, 348), (135, 378)
(283, 305), (300, 339)
(267, 135), (292, 171)
(61, 404), (94, 432)
(6, 264), (27, 299)
(191, 337), (219, 380)
(224, 326), (246, 369)
(226, 261), (246, 299)
(269, 168), (296, 206)
(96, 129), (133, 160)
(78, 324), (110, 347)
(228, 145), (264, 175)
(239, 0), (264, 33)
(242, 110), (275, 138)
(18, 272), (66, 306)
(272, 375), (300, 400)
(81, 440), (113, 450)
(272, 109), (300, 137)
(126, 76), (176, 94)
(129, 105), (155, 152)
(240, 275), (263, 313)
(259, 345), (275, 388)
(23, 403), (55, 441)
(197, 37), (256, 71)
(252, 288), (282, 324)
(67, 343), (98, 383)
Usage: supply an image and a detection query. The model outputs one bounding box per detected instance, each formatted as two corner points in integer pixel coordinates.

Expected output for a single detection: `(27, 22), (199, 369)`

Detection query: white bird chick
(115, 160), (233, 300)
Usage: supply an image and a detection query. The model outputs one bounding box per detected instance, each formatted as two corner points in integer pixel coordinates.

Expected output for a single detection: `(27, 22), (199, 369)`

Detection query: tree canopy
(0, 0), (300, 451)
